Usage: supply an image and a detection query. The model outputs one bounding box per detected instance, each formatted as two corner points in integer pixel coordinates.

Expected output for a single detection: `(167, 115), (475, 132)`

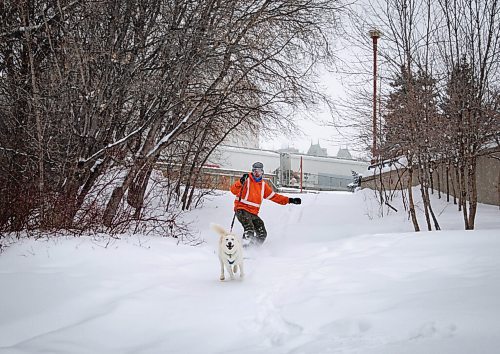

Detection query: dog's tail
(210, 223), (228, 236)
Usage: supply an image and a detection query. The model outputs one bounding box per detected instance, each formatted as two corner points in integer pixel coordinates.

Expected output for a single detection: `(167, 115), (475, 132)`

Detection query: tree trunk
(446, 164), (450, 202)
(181, 149), (204, 210)
(395, 166), (408, 211)
(429, 162), (434, 194)
(73, 157), (112, 220)
(128, 163), (154, 219)
(54, 157), (112, 226)
(467, 157), (477, 229)
(407, 167), (420, 232)
(424, 185), (441, 230)
(186, 178), (199, 211)
(103, 112), (173, 226)
(23, 11), (45, 225)
(103, 160), (144, 227)
(436, 163), (441, 199)
(419, 167), (432, 231)
(459, 164), (470, 229)
(421, 185), (432, 230)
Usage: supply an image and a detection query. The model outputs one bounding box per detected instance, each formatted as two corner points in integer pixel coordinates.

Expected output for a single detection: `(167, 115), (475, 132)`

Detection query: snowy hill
(1, 190), (499, 354)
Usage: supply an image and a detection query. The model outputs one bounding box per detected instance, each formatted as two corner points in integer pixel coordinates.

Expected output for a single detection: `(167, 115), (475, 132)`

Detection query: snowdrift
(0, 189), (499, 354)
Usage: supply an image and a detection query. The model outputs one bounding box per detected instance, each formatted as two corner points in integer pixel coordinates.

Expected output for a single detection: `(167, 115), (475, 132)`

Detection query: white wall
(211, 145), (369, 177)
(210, 145), (280, 172)
(289, 155), (368, 177)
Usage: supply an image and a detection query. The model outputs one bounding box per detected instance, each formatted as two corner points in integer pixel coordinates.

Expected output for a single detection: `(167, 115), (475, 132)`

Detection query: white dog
(211, 223), (244, 281)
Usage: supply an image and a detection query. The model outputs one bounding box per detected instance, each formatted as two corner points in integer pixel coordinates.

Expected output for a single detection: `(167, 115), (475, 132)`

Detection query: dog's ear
(210, 223), (228, 237)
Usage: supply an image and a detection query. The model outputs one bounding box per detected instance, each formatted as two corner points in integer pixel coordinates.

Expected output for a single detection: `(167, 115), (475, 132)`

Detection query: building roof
(336, 148), (353, 160)
(307, 142), (328, 157)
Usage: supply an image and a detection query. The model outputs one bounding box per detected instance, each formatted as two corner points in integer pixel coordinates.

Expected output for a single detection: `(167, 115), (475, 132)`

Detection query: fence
(200, 167), (353, 192)
(282, 171), (353, 191)
(157, 162), (355, 193)
(360, 149), (500, 206)
(199, 167), (278, 191)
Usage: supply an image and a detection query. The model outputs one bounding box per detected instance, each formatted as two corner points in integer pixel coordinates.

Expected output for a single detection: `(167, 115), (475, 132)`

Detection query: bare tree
(438, 0), (500, 229)
(0, 0), (343, 233)
(342, 0), (499, 231)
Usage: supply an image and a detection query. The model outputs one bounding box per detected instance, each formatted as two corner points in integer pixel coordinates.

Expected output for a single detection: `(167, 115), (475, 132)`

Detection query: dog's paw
(220, 275), (225, 281)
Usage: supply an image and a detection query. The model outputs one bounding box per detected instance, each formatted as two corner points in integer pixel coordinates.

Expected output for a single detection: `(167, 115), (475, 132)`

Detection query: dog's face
(221, 233), (237, 251)
(211, 223), (240, 254)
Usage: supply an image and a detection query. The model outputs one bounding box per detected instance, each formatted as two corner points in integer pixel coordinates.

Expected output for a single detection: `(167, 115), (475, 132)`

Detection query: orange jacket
(230, 174), (289, 215)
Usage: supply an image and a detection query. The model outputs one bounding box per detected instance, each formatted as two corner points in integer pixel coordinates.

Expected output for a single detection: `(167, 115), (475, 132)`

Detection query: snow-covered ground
(1, 189), (499, 354)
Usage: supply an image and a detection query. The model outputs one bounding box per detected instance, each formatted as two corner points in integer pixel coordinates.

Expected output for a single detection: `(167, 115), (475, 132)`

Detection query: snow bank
(0, 189), (499, 353)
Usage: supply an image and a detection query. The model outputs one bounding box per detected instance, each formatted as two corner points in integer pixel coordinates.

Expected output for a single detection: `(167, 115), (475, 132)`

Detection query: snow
(1, 189), (499, 353)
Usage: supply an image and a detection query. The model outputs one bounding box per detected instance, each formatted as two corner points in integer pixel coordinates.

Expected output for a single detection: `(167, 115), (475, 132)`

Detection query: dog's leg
(220, 259), (225, 281)
(227, 263), (235, 280)
(239, 262), (245, 278)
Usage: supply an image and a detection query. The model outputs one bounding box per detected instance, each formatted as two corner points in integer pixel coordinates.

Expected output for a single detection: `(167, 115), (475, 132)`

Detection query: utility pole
(300, 156), (303, 193)
(369, 29), (382, 162)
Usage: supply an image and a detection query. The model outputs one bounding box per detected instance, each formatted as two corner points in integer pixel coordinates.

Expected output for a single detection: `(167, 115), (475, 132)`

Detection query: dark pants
(235, 209), (267, 246)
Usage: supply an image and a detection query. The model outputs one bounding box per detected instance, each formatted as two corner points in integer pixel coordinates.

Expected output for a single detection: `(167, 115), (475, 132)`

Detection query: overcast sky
(260, 57), (366, 159)
(260, 3), (373, 160)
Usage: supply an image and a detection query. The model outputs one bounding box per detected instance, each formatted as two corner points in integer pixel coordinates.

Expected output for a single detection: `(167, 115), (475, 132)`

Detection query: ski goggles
(252, 167), (264, 174)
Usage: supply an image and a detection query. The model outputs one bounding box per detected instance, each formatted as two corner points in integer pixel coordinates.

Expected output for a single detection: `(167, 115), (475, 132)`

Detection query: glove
(240, 173), (249, 184)
(288, 197), (301, 205)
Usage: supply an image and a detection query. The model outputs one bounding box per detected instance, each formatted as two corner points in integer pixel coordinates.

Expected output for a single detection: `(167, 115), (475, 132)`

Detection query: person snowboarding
(230, 161), (302, 246)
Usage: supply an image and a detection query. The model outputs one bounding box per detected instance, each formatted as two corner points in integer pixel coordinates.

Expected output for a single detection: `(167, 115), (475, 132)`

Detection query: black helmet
(252, 161), (264, 171)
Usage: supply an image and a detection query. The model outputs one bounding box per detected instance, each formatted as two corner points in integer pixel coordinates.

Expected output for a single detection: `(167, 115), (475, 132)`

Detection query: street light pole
(369, 29), (382, 162)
